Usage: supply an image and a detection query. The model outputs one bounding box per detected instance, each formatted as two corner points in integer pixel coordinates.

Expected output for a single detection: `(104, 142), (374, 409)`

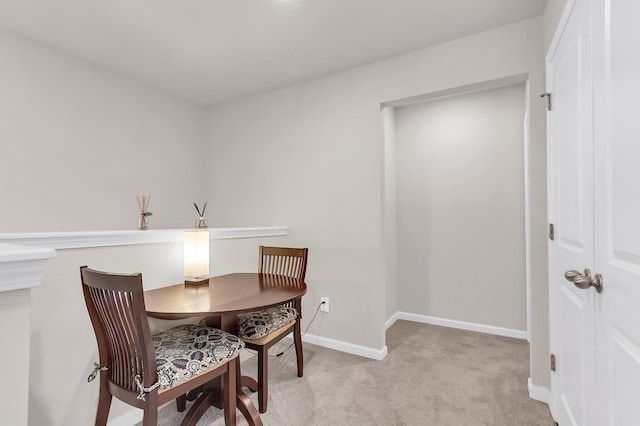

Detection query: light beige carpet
(147, 320), (555, 425)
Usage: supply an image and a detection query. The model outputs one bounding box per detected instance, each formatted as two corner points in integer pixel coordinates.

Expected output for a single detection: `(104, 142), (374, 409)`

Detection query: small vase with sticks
(136, 195), (153, 230)
(194, 202), (208, 229)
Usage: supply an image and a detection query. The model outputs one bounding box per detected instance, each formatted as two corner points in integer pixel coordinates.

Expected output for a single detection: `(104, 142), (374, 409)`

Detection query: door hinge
(549, 223), (555, 241)
(540, 92), (552, 111)
(550, 354), (556, 372)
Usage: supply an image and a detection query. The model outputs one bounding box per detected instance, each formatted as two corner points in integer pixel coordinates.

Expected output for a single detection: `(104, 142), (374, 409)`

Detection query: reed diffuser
(193, 202), (208, 228)
(136, 195), (153, 230)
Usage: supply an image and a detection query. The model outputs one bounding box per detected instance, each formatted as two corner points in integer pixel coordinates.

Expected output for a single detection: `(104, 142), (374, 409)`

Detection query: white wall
(395, 83), (526, 331)
(382, 107), (398, 320)
(0, 288), (31, 425)
(0, 29), (225, 425)
(205, 81), (388, 352)
(0, 30), (206, 232)
(544, 0), (569, 52)
(206, 17), (550, 386)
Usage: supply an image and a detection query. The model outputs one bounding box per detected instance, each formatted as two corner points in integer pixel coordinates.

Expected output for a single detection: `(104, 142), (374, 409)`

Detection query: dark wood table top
(145, 272), (307, 320)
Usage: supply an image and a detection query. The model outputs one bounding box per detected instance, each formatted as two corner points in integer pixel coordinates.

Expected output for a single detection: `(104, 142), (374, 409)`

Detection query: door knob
(573, 273), (603, 293)
(564, 270), (582, 282)
(564, 268), (590, 283)
(564, 269), (603, 293)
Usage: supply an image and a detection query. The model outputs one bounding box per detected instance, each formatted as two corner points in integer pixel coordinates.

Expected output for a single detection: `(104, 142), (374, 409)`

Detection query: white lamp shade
(184, 230), (209, 278)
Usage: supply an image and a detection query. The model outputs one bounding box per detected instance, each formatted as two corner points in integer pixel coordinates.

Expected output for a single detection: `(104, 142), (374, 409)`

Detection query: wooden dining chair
(80, 266), (244, 426)
(237, 246), (308, 413)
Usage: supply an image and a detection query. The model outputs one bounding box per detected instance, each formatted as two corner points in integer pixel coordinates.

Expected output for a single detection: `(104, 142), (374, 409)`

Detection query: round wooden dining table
(145, 273), (307, 426)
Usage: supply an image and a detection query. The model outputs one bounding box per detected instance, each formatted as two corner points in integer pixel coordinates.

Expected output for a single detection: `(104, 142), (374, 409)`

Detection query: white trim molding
(300, 333), (388, 361)
(385, 311), (402, 329)
(386, 311), (528, 340)
(0, 243), (56, 292)
(528, 377), (551, 404)
(211, 227), (287, 240)
(0, 227), (288, 250)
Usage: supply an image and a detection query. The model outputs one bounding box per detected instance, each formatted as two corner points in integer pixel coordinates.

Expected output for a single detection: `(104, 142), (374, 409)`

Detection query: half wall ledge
(0, 227), (289, 250)
(0, 243), (56, 292)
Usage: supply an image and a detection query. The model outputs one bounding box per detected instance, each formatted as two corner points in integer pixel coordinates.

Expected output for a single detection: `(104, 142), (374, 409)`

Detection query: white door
(593, 0), (640, 424)
(549, 0), (640, 424)
(547, 0), (595, 424)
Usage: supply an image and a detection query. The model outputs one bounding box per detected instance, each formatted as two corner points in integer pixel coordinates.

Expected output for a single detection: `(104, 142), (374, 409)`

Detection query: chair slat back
(258, 246), (308, 310)
(80, 266), (156, 395)
(258, 246), (308, 280)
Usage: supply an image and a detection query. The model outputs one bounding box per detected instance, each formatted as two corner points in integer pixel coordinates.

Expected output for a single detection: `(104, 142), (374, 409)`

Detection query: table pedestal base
(177, 372), (263, 426)
(241, 376), (259, 392)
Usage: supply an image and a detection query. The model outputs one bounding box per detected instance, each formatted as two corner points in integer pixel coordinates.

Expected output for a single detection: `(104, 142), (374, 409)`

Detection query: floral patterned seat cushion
(152, 324), (244, 390)
(237, 305), (297, 340)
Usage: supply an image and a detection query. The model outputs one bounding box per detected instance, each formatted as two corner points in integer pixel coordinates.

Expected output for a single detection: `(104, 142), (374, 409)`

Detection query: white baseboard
(385, 311), (400, 329)
(528, 377), (550, 404)
(386, 311), (528, 340)
(300, 333), (388, 361)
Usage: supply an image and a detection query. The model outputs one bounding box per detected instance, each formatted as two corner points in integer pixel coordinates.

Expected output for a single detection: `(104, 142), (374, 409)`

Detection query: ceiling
(0, 0), (547, 107)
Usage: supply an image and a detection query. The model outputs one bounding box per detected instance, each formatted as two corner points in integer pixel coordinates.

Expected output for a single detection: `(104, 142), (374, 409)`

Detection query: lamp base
(185, 277), (209, 286)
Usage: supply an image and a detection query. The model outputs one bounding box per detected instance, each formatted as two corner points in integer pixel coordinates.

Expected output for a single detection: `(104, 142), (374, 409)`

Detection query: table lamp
(184, 229), (210, 286)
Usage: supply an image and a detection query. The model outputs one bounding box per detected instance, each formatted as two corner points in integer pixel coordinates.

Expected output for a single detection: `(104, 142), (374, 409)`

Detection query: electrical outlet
(320, 297), (330, 313)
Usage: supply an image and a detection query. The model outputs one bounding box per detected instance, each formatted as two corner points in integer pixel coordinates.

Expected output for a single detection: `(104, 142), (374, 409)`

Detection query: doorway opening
(382, 74), (533, 346)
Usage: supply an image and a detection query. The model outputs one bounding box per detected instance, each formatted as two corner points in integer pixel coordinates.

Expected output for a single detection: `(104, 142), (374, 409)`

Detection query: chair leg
(224, 359), (237, 426)
(293, 317), (304, 377)
(257, 346), (268, 413)
(176, 394), (187, 412)
(142, 400), (158, 426)
(95, 379), (112, 426)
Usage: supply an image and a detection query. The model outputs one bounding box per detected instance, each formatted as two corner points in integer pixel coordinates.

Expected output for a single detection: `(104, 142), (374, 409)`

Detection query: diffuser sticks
(136, 195), (152, 230)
